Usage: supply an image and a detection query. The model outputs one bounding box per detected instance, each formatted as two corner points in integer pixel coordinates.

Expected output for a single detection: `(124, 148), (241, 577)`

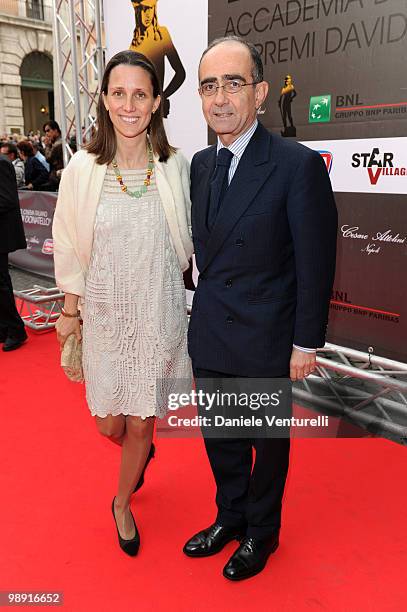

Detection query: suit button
(235, 238), (244, 247)
(225, 279), (232, 287)
(226, 316), (234, 324)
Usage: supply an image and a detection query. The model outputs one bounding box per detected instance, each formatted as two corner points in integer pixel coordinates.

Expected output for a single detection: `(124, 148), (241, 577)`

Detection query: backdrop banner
(208, 0), (407, 362)
(9, 191), (56, 279)
(102, 0), (407, 362)
(327, 192), (406, 362)
(208, 0), (407, 141)
(103, 0), (209, 160)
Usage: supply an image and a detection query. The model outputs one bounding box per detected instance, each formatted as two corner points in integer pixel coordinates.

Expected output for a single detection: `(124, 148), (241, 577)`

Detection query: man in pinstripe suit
(184, 36), (337, 580)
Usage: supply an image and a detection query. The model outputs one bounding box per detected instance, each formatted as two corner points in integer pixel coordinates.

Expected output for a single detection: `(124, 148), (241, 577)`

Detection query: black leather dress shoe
(133, 442), (155, 493)
(183, 523), (246, 558)
(111, 498), (140, 557)
(223, 533), (279, 581)
(2, 332), (28, 352)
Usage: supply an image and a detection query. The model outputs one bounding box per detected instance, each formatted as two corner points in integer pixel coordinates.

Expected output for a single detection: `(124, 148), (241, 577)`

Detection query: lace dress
(82, 167), (192, 418)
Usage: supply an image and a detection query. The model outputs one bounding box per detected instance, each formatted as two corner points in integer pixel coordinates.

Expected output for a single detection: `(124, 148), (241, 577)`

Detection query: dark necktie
(207, 147), (234, 231)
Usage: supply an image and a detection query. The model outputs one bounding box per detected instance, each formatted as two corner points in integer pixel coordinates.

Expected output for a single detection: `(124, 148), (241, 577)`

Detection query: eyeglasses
(199, 80), (259, 97)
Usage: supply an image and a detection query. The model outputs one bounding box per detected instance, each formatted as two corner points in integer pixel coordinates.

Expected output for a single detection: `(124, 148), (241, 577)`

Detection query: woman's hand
(55, 314), (82, 350)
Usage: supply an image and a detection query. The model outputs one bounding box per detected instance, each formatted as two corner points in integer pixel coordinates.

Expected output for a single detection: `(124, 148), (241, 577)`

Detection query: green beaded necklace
(112, 142), (154, 199)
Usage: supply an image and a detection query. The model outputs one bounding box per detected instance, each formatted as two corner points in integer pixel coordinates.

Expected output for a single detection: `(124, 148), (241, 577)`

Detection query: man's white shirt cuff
(293, 345), (317, 353)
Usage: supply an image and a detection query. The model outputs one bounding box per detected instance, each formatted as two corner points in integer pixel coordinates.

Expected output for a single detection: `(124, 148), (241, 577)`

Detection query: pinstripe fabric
(216, 120), (315, 354)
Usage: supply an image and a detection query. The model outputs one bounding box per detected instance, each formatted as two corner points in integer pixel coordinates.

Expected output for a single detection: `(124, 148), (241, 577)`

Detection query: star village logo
(318, 150), (333, 174)
(351, 148), (407, 185)
(309, 95), (331, 123)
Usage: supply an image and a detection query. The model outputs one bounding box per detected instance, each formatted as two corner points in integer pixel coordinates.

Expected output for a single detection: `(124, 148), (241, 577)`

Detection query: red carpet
(1, 329), (406, 611)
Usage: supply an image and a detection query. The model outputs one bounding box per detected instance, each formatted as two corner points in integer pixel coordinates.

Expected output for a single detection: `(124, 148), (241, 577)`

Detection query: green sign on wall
(309, 95), (331, 123)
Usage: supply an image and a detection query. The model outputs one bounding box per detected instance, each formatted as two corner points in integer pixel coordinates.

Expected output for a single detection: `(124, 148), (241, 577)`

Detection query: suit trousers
(193, 365), (290, 539)
(0, 253), (25, 339)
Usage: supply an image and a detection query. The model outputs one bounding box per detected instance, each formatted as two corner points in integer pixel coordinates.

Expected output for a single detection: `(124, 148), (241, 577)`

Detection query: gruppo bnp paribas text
(223, 0), (406, 65)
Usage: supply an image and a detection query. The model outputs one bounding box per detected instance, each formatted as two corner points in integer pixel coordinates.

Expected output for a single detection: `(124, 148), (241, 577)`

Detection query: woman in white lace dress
(53, 51), (193, 556)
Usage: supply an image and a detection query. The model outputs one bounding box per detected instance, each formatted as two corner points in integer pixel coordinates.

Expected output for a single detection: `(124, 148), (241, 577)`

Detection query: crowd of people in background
(0, 120), (70, 192)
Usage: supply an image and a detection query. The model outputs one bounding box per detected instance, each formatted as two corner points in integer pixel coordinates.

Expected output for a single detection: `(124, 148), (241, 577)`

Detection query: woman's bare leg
(113, 416), (155, 539)
(95, 414), (126, 446)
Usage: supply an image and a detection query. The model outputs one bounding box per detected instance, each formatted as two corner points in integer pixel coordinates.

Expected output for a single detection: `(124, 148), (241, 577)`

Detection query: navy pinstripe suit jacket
(188, 123), (338, 376)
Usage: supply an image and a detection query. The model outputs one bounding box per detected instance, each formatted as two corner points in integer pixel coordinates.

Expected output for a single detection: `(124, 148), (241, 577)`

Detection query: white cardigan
(52, 148), (194, 298)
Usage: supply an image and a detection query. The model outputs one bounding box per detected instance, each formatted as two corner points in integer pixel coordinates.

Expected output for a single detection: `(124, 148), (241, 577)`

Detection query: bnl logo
(318, 151), (333, 174)
(309, 95), (331, 122)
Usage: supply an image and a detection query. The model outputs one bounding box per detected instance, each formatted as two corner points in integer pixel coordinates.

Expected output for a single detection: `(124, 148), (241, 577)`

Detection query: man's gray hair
(199, 36), (264, 83)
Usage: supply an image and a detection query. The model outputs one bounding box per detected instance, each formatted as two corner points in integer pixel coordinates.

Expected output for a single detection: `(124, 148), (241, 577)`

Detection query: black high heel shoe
(111, 498), (140, 557)
(133, 442), (156, 493)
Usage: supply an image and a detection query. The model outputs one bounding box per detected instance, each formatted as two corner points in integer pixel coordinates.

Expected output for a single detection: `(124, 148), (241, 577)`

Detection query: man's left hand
(289, 347), (316, 381)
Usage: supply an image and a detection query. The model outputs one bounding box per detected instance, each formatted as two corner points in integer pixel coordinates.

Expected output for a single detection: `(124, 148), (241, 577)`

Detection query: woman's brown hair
(86, 50), (175, 164)
(17, 140), (35, 157)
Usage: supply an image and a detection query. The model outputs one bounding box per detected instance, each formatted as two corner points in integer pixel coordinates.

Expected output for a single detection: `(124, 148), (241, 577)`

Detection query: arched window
(20, 52), (54, 132)
(21, 51), (53, 90)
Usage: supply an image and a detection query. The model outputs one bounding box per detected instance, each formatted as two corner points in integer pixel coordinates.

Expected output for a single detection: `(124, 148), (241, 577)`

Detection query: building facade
(0, 1), (54, 136)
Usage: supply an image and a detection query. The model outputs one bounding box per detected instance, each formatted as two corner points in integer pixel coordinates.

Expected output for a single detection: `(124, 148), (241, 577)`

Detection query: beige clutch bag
(60, 330), (84, 382)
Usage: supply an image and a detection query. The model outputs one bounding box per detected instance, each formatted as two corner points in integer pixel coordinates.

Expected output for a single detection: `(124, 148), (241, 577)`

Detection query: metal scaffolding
(296, 343), (407, 445)
(52, 0), (104, 166)
(14, 286), (65, 332)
